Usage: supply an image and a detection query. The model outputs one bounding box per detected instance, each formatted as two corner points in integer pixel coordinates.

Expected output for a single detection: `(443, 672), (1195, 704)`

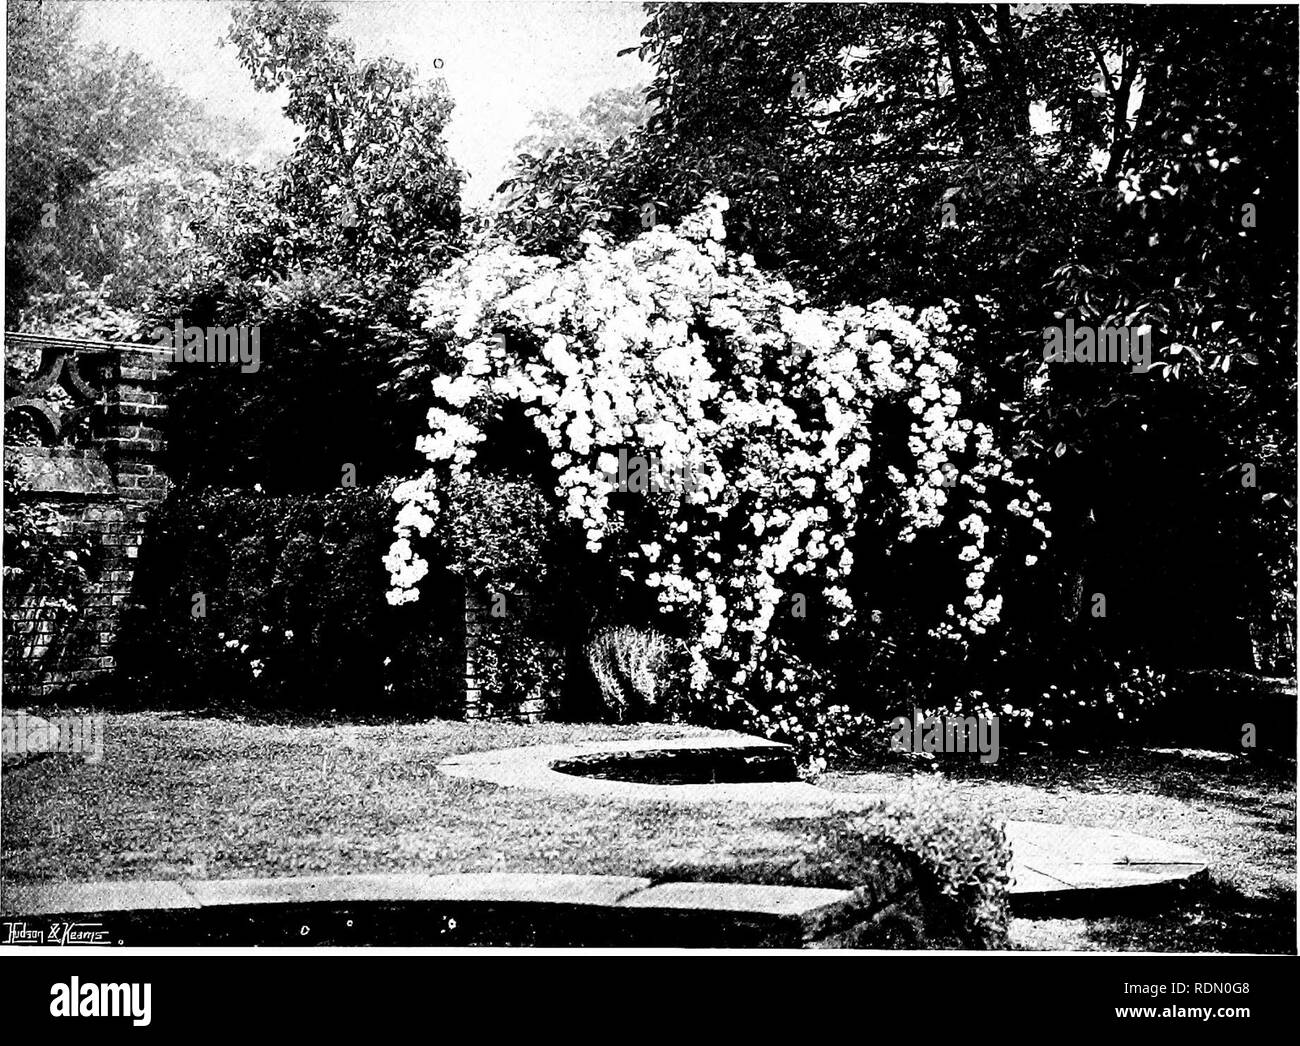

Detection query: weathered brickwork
(5, 348), (171, 697)
(8, 344), (550, 719)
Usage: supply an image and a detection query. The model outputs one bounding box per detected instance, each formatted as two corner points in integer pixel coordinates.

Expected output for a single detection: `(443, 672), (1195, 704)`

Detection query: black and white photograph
(0, 0), (1296, 1017)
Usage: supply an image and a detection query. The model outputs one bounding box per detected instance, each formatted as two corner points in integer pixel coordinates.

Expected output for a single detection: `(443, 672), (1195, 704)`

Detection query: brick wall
(463, 586), (554, 723)
(9, 346), (557, 719)
(5, 347), (170, 697)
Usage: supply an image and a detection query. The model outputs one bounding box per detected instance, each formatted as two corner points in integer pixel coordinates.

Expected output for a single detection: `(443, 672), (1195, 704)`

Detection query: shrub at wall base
(117, 485), (462, 715)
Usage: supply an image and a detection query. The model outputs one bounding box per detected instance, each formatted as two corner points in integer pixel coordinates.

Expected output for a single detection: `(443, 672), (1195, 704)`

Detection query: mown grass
(1, 713), (821, 885)
(825, 745), (1296, 952)
(3, 711), (1293, 952)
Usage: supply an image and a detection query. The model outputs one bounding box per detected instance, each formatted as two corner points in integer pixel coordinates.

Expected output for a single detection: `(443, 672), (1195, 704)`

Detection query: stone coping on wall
(6, 446), (117, 497)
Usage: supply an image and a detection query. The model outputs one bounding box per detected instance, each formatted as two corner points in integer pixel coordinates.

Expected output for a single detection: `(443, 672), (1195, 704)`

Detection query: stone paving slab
(618, 881), (851, 917)
(179, 872), (653, 910)
(1, 872), (853, 946)
(181, 874), (459, 908)
(618, 881), (858, 943)
(1006, 822), (1208, 896)
(6, 872), (828, 918)
(421, 872), (652, 906)
(2, 878), (198, 915)
(1008, 867), (1074, 895)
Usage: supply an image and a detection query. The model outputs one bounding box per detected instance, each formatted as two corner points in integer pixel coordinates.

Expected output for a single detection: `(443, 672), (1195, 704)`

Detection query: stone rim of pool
(437, 734), (1211, 901)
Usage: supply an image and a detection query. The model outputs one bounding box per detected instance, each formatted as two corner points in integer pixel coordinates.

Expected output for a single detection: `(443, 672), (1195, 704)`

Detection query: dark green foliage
(5, 2), (216, 322)
(446, 474), (552, 587)
(492, 4), (1296, 730)
(467, 592), (567, 719)
(139, 1), (467, 494)
(222, 0), (462, 287)
(814, 786), (1012, 949)
(494, 136), (654, 259)
(147, 269), (424, 492)
(1, 461), (101, 697)
(117, 485), (463, 715)
(449, 475), (569, 717)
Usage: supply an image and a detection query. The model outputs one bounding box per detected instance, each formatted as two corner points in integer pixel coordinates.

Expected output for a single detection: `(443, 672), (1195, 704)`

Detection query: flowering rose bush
(386, 195), (1050, 726)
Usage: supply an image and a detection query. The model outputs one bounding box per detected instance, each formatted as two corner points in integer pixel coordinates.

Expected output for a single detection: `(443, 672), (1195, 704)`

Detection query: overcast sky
(74, 0), (650, 202)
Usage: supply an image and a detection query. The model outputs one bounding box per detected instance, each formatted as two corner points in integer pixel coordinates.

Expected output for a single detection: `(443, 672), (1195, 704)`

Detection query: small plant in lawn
(587, 625), (683, 723)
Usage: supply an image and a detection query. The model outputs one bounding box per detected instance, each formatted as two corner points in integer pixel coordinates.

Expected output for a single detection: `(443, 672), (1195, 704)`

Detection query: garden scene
(2, 1), (1295, 951)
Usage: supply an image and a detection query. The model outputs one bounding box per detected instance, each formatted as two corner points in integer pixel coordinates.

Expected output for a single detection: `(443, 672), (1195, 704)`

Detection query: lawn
(828, 746), (1297, 952)
(1, 713), (832, 885)
(2, 710), (1294, 952)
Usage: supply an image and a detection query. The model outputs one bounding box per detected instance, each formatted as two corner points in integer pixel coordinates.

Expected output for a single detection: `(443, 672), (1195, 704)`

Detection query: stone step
(1, 872), (860, 948)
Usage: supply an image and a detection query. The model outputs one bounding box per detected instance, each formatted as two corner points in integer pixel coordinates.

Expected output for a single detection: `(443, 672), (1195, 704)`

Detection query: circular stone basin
(551, 745), (798, 785)
(439, 736), (1212, 906)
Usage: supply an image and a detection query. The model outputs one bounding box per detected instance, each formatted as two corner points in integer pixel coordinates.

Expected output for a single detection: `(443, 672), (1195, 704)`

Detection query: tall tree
(152, 0), (467, 493)
(222, 0), (463, 290)
(5, 1), (201, 322)
(514, 85), (651, 156)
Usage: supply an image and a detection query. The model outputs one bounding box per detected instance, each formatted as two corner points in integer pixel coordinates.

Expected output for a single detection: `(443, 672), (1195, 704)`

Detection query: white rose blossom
(387, 195), (1051, 697)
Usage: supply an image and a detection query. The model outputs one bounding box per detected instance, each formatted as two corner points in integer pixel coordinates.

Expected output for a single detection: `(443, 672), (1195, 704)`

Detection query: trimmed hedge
(117, 484), (464, 716)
